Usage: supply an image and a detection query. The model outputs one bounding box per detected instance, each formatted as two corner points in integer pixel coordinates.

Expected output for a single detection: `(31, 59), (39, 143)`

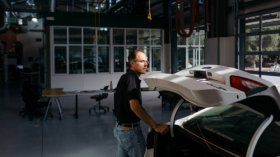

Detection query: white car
(144, 65), (280, 157)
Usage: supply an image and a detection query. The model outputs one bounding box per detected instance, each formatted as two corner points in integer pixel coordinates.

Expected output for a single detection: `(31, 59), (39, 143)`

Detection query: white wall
(50, 72), (159, 91)
(205, 36), (235, 67)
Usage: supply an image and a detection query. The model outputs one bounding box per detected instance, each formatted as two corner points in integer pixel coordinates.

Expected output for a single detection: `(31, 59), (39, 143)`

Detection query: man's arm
(129, 99), (169, 134)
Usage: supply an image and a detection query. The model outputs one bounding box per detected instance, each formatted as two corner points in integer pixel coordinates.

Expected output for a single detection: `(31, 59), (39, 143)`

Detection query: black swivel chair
(19, 82), (49, 120)
(89, 85), (110, 114)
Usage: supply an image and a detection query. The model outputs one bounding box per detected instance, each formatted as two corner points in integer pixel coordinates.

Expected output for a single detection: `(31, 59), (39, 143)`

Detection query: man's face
(131, 51), (148, 75)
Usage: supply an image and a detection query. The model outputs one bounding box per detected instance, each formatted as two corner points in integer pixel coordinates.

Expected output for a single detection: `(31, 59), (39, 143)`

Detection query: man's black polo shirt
(114, 69), (142, 124)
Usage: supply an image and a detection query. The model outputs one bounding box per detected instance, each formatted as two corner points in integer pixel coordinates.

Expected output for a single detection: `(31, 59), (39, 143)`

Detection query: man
(113, 49), (169, 157)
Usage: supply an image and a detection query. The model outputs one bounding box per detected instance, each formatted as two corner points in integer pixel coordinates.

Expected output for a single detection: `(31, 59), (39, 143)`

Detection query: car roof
(144, 65), (279, 108)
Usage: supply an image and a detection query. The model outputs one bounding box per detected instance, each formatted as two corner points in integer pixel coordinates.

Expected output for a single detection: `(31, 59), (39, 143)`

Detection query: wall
(205, 36), (235, 67)
(50, 72), (159, 91)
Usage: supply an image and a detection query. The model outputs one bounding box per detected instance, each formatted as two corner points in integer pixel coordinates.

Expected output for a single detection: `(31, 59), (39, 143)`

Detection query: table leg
(44, 98), (53, 121)
(55, 97), (63, 120)
(75, 94), (78, 119)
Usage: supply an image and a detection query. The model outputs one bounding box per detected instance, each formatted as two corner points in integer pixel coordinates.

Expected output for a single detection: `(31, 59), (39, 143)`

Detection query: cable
(147, 0), (152, 21)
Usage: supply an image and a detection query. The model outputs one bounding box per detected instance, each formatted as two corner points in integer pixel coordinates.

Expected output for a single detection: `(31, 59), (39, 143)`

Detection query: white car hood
(144, 65), (273, 108)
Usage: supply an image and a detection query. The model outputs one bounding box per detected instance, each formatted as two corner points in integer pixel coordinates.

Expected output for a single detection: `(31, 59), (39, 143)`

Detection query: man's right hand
(154, 124), (169, 135)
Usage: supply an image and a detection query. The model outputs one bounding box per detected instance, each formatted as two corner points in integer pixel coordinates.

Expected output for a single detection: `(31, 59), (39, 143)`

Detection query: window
(151, 47), (161, 71)
(84, 46), (96, 73)
(239, 11), (280, 75)
(84, 28), (96, 44)
(52, 27), (163, 74)
(54, 27), (67, 44)
(114, 47), (125, 72)
(151, 29), (161, 45)
(69, 46), (82, 74)
(69, 28), (81, 44)
(177, 30), (205, 71)
(97, 28), (109, 44)
(139, 30), (150, 45)
(113, 29), (124, 45)
(98, 46), (109, 72)
(126, 29), (137, 45)
(54, 46), (67, 73)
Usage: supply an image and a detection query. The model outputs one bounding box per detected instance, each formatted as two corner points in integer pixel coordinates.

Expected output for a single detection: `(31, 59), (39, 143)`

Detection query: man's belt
(118, 122), (140, 128)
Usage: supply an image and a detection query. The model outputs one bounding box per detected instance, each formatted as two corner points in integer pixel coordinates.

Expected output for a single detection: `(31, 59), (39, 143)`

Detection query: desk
(64, 91), (81, 119)
(42, 89), (112, 120)
(65, 90), (112, 119)
(42, 88), (64, 120)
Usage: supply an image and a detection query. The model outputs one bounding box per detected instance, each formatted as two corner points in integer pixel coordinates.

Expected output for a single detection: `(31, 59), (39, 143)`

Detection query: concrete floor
(0, 80), (179, 157)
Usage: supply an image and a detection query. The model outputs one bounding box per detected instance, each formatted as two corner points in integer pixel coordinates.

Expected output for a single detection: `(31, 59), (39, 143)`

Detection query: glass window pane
(54, 27), (67, 44)
(126, 29), (137, 45)
(245, 16), (260, 33)
(98, 46), (109, 72)
(151, 29), (161, 45)
(84, 46), (96, 73)
(97, 28), (110, 44)
(188, 35), (195, 45)
(151, 47), (161, 71)
(139, 30), (150, 45)
(114, 47), (125, 72)
(54, 46), (67, 74)
(183, 104), (265, 156)
(262, 34), (280, 51)
(113, 29), (124, 45)
(177, 35), (186, 45)
(69, 46), (82, 74)
(245, 55), (260, 71)
(199, 48), (205, 66)
(84, 28), (96, 44)
(261, 55), (280, 72)
(177, 47), (186, 71)
(199, 30), (205, 44)
(245, 35), (260, 52)
(262, 12), (280, 31)
(69, 28), (81, 44)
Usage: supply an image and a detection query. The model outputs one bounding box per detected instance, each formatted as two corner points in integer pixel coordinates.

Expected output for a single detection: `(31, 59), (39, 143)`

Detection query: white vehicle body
(144, 65), (280, 157)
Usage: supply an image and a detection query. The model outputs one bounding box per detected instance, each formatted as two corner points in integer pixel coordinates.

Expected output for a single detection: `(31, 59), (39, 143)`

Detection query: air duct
(50, 0), (56, 12)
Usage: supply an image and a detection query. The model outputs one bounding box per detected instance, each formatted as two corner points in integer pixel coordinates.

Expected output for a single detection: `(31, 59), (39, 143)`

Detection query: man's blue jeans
(114, 123), (146, 157)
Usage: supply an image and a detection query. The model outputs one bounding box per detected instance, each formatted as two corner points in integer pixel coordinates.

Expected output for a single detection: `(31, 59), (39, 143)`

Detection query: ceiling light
(18, 18), (23, 25)
(31, 17), (38, 23)
(26, 0), (35, 6)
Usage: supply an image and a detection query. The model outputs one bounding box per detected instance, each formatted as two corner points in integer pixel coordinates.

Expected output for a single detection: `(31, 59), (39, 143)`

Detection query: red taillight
(230, 76), (266, 93)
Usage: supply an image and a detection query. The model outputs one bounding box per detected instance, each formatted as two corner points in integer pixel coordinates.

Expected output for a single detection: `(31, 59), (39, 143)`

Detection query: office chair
(19, 82), (49, 120)
(89, 85), (110, 114)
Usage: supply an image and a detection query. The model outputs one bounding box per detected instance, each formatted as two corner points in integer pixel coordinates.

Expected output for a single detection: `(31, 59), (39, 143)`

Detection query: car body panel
(144, 65), (278, 108)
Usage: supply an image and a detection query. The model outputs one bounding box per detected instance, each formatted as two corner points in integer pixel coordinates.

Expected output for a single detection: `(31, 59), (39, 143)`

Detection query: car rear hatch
(144, 65), (273, 108)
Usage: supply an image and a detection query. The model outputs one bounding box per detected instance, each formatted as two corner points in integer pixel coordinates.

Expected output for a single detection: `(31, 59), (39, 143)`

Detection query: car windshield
(182, 103), (280, 156)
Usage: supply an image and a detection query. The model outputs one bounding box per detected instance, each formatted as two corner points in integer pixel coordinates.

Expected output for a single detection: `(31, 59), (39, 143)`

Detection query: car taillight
(230, 75), (266, 93)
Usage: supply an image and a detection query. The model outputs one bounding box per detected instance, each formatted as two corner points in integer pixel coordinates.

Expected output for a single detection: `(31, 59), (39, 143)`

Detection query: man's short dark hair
(127, 49), (143, 68)
(128, 49), (143, 61)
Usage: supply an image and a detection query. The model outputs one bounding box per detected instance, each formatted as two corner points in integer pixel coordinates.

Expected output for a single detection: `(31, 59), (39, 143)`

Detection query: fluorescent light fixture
(18, 18), (23, 25)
